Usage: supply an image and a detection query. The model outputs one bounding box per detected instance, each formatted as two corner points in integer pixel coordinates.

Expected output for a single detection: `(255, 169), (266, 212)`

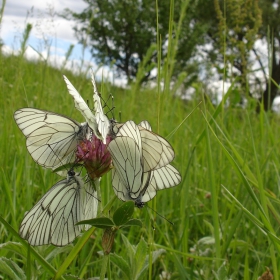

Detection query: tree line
(65, 0), (280, 111)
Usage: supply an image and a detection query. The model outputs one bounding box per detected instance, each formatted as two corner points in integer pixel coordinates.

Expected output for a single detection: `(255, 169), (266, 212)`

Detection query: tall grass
(1, 3), (280, 280)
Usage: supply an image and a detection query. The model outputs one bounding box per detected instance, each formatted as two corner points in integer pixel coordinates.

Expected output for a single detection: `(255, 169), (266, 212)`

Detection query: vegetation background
(0, 0), (280, 279)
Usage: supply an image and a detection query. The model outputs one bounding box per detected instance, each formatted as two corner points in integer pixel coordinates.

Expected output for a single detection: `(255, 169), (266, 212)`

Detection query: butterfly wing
(138, 121), (175, 170)
(83, 179), (98, 230)
(117, 120), (174, 172)
(91, 72), (111, 144)
(111, 169), (127, 201)
(138, 120), (152, 131)
(108, 136), (143, 200)
(115, 121), (142, 156)
(19, 174), (86, 246)
(63, 75), (100, 137)
(140, 164), (182, 203)
(14, 108), (89, 171)
(138, 126), (175, 171)
(19, 173), (99, 246)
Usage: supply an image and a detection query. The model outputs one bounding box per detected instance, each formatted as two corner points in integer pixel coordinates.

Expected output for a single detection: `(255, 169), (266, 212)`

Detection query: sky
(1, 0), (279, 109)
(0, 0), (126, 85)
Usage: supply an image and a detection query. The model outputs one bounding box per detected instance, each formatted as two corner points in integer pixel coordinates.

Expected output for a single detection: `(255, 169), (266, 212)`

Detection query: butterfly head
(135, 201), (145, 208)
(134, 197), (145, 208)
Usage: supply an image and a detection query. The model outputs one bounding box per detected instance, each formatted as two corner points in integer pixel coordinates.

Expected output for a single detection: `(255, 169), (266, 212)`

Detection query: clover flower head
(76, 135), (112, 179)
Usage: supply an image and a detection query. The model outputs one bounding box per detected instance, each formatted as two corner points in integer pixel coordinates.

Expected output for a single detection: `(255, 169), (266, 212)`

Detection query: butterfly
(14, 73), (110, 172)
(64, 70), (110, 144)
(19, 170), (98, 246)
(91, 73), (111, 143)
(107, 121), (181, 207)
(14, 108), (91, 172)
(112, 120), (175, 171)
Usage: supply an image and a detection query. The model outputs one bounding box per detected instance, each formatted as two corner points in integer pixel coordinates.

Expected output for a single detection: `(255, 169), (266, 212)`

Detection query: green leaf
(113, 201), (135, 226)
(171, 253), (189, 279)
(76, 217), (114, 229)
(137, 248), (166, 280)
(121, 234), (136, 268)
(121, 219), (142, 228)
(0, 242), (27, 258)
(110, 253), (130, 280)
(217, 262), (229, 280)
(100, 254), (109, 280)
(0, 257), (26, 280)
(134, 238), (148, 279)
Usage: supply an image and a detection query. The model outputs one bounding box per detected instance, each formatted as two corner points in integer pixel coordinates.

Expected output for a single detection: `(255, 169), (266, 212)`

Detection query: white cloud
(0, 0), (128, 88)
(1, 0), (87, 54)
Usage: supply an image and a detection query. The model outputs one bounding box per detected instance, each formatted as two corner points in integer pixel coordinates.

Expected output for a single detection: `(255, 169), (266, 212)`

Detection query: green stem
(100, 254), (109, 280)
(203, 101), (221, 267)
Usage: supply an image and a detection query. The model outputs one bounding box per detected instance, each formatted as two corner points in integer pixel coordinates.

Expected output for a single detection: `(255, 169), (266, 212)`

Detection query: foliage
(64, 0), (280, 112)
(187, 0), (262, 98)
(110, 235), (165, 280)
(215, 0), (262, 92)
(257, 0), (280, 110)
(64, 0), (201, 86)
(1, 48), (280, 278)
(1, 2), (280, 276)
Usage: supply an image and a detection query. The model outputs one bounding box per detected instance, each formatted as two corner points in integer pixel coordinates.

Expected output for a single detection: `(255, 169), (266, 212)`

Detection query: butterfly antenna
(108, 94), (115, 120)
(100, 94), (115, 120)
(146, 204), (174, 226)
(100, 94), (111, 110)
(110, 95), (116, 119)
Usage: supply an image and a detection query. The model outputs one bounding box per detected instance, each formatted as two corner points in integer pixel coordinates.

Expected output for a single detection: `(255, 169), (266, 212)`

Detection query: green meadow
(1, 51), (280, 279)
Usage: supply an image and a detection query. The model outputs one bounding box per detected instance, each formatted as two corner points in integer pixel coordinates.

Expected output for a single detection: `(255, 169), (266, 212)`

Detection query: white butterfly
(113, 120), (175, 171)
(63, 71), (110, 144)
(91, 72), (111, 143)
(19, 170), (98, 246)
(108, 121), (181, 207)
(14, 108), (91, 172)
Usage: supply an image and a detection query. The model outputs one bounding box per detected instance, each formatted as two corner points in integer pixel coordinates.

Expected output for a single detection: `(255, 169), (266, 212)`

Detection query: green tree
(66, 0), (279, 112)
(186, 0), (262, 99)
(64, 0), (203, 86)
(180, 0), (280, 111)
(256, 0), (280, 111)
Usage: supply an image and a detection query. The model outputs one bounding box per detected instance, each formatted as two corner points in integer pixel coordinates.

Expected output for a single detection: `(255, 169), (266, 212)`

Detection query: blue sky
(1, 0), (86, 55)
(0, 0), (126, 85)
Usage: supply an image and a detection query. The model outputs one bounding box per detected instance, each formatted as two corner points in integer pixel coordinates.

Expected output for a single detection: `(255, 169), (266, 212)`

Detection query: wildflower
(76, 135), (112, 179)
